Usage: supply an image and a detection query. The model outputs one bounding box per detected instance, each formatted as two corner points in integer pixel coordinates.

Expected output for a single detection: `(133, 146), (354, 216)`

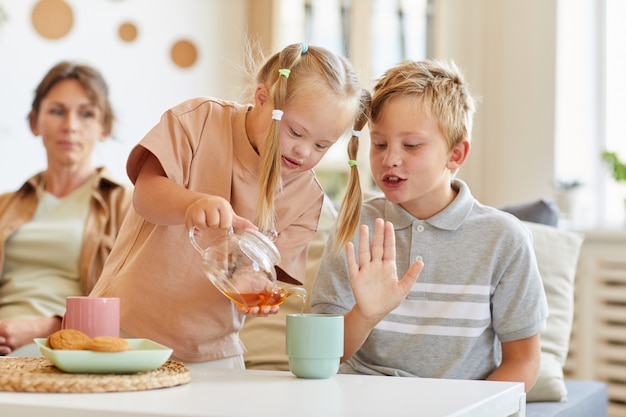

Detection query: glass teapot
(189, 226), (306, 309)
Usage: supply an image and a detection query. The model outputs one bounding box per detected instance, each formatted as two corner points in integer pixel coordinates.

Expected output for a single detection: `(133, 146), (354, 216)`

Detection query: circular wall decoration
(32, 0), (73, 40)
(170, 39), (197, 68)
(118, 22), (138, 42)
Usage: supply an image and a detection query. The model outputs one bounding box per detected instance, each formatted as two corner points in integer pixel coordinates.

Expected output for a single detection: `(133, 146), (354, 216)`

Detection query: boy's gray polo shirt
(311, 179), (548, 379)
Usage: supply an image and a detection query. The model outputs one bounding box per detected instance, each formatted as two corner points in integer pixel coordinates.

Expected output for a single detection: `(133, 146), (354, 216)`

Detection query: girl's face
(30, 79), (106, 170)
(370, 95), (462, 219)
(278, 94), (353, 175)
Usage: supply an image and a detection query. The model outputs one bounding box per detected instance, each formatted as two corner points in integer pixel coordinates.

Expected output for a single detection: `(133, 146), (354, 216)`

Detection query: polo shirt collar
(382, 178), (475, 232)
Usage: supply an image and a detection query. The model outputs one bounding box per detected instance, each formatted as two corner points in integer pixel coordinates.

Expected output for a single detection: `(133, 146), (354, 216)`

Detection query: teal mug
(286, 313), (344, 379)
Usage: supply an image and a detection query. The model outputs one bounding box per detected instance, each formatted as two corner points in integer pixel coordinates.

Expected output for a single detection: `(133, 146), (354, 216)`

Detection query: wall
(0, 0), (247, 192)
(1, 0), (563, 209)
(433, 0), (557, 206)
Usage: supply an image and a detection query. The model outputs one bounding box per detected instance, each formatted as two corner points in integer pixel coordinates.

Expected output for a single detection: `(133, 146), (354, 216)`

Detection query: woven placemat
(0, 357), (191, 393)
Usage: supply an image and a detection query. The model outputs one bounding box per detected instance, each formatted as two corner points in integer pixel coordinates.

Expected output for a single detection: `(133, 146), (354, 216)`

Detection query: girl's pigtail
(257, 44), (305, 233)
(333, 89), (372, 252)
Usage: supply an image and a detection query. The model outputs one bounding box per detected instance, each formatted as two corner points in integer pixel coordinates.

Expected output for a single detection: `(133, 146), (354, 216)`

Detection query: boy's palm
(346, 219), (423, 323)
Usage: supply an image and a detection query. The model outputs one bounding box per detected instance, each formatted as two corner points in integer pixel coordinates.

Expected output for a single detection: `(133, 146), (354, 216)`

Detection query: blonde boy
(311, 59), (548, 392)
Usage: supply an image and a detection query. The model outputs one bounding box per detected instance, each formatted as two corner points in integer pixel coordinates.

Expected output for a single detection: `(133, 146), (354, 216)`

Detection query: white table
(0, 362), (526, 417)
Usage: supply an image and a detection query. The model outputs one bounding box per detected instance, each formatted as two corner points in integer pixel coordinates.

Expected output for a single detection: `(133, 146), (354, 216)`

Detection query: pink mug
(61, 296), (120, 338)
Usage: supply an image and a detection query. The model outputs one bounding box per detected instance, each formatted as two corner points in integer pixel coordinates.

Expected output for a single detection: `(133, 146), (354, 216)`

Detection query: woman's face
(31, 79), (106, 169)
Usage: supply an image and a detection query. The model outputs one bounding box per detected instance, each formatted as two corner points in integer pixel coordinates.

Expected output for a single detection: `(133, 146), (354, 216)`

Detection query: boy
(310, 59), (548, 392)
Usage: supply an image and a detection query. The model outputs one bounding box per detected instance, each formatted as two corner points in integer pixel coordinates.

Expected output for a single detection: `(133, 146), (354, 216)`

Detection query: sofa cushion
(499, 199), (560, 227)
(523, 221), (584, 402)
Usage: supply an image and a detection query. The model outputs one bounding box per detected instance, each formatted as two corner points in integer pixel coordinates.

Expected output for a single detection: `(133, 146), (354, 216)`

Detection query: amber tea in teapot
(189, 226), (306, 309)
(225, 288), (303, 309)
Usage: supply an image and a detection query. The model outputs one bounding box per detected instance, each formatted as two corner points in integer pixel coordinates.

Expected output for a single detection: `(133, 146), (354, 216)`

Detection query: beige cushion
(523, 221), (584, 402)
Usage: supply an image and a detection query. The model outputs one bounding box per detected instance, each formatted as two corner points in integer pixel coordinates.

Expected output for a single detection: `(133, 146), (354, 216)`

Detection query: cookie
(47, 329), (91, 350)
(87, 336), (129, 352)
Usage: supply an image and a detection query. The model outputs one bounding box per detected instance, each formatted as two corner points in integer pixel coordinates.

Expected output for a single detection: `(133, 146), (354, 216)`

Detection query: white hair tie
(352, 129), (361, 137)
(272, 110), (284, 121)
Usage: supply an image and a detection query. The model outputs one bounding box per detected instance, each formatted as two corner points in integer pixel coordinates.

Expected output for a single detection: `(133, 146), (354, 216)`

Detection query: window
(555, 0), (625, 228)
(277, 0), (430, 202)
(604, 0), (626, 225)
(297, 0), (430, 76)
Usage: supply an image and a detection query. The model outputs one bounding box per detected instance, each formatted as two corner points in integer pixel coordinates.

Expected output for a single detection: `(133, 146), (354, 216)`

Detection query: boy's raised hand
(346, 218), (424, 324)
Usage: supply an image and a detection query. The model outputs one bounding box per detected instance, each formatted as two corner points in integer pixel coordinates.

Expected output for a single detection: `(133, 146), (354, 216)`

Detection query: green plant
(601, 151), (626, 183)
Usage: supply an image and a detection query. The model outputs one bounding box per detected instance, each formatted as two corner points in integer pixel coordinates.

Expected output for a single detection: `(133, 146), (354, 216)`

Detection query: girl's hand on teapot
(236, 305), (279, 317)
(185, 196), (257, 231)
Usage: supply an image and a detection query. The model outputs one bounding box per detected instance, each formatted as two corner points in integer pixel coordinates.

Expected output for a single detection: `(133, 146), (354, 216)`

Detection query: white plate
(34, 338), (173, 374)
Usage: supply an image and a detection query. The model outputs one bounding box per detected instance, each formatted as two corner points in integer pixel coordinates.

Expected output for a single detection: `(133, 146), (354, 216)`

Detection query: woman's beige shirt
(0, 168), (132, 295)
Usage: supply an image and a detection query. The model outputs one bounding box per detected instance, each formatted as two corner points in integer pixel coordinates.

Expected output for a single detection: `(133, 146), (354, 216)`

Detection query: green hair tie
(348, 159), (358, 167)
(278, 68), (291, 78)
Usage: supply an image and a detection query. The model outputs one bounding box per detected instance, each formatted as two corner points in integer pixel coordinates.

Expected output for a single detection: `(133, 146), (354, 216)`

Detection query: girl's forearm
(133, 173), (203, 226)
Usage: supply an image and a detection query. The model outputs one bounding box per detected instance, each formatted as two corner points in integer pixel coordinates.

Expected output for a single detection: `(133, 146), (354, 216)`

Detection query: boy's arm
(342, 218), (423, 362)
(487, 334), (541, 392)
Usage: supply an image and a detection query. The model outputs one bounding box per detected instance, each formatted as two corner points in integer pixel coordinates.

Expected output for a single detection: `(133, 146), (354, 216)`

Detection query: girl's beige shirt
(90, 98), (324, 362)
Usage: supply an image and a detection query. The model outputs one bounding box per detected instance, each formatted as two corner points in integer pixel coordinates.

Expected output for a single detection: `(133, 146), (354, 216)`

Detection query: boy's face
(369, 95), (463, 219)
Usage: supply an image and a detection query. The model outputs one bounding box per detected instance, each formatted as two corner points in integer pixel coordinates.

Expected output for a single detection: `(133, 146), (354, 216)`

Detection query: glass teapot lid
(236, 228), (281, 272)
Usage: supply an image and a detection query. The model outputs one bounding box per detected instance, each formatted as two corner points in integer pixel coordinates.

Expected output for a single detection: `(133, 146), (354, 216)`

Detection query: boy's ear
(447, 138), (470, 170)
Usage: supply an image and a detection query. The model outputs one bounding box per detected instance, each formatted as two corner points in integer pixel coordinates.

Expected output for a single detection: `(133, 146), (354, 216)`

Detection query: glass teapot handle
(188, 225), (234, 255)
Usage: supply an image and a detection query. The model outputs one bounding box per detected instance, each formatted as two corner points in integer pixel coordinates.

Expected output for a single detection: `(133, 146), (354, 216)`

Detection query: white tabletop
(0, 362), (525, 417)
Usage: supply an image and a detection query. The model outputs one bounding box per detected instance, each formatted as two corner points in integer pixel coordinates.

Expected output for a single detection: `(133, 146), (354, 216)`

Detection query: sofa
(241, 198), (609, 417)
(499, 200), (608, 417)
(526, 380), (607, 417)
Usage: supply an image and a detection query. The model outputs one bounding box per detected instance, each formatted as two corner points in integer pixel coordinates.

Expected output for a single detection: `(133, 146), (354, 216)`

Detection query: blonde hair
(371, 59), (476, 150)
(333, 89), (371, 252)
(250, 43), (367, 236)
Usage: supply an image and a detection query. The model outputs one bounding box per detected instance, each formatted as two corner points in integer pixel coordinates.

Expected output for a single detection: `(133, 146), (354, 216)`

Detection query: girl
(90, 43), (369, 366)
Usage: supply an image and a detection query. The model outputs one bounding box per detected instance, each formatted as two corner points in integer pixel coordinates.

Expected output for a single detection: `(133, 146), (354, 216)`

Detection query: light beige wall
(434, 0), (557, 206)
(3, 1), (559, 205)
(0, 0), (248, 192)
(251, 0), (560, 206)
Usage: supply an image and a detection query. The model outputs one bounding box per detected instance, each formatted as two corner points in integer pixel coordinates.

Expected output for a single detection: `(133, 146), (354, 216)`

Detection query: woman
(0, 61), (132, 355)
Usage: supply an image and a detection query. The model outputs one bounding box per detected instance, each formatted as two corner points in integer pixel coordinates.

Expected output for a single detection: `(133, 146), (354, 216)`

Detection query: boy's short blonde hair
(371, 59), (476, 150)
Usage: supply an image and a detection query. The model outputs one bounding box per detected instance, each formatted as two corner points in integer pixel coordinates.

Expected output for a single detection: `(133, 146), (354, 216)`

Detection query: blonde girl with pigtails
(254, 43), (368, 237)
(89, 42), (368, 367)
